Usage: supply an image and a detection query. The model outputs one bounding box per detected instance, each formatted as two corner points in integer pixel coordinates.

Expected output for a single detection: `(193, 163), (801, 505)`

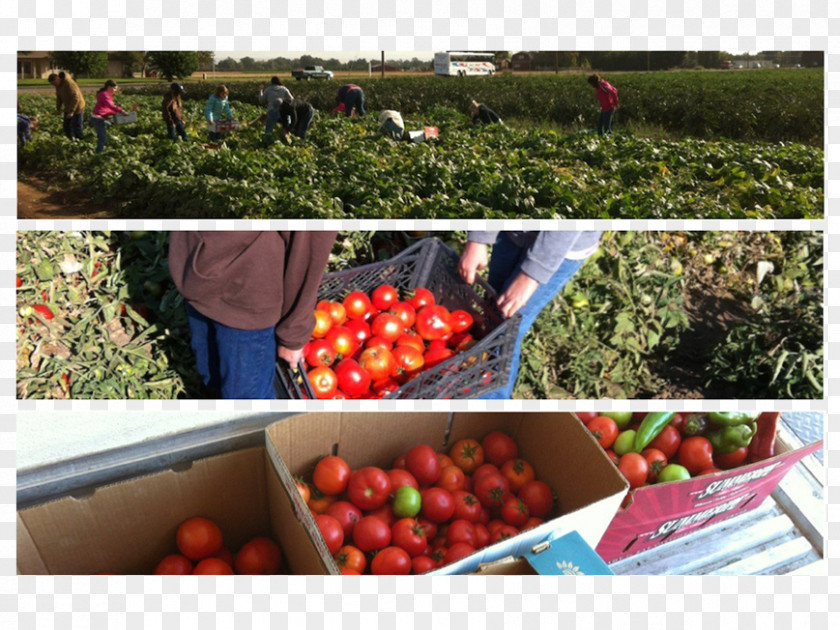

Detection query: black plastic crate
(275, 238), (521, 399)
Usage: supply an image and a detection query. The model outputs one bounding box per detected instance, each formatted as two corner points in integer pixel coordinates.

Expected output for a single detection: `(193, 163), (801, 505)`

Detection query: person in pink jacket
(90, 80), (134, 153)
(587, 74), (620, 135)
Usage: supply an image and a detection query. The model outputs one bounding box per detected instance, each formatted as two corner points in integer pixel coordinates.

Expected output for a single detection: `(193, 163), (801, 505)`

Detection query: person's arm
(204, 97), (214, 122)
(275, 232), (339, 361)
(223, 99), (233, 119)
(458, 231), (499, 285)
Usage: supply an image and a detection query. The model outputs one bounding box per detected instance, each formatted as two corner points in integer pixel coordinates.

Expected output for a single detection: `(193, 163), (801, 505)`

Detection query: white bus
(434, 52), (497, 77)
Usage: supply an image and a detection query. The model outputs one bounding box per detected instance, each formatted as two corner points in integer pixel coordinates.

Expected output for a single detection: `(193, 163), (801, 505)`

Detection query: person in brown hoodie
(48, 72), (86, 140)
(168, 231), (338, 399)
(162, 82), (189, 141)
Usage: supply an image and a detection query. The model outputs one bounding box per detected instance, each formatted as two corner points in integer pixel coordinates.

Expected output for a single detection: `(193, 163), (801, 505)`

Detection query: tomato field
(16, 230), (822, 400)
(18, 70), (823, 219)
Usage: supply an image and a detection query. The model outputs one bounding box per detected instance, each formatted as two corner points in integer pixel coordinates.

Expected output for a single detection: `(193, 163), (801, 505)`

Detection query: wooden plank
(714, 538), (813, 575)
(786, 558), (827, 576)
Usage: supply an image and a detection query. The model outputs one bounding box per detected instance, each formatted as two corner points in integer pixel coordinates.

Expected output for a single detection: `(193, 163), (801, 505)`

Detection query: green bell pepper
(708, 423), (757, 454)
(708, 412), (760, 427)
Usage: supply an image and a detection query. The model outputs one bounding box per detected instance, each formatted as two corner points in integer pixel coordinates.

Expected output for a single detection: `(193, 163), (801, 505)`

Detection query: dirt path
(18, 179), (117, 220)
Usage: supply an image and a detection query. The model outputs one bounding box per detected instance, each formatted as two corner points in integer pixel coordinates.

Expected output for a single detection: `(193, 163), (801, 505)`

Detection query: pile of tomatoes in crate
(297, 431), (556, 575)
(140, 517), (284, 575)
(304, 284), (478, 399)
(578, 411), (767, 493)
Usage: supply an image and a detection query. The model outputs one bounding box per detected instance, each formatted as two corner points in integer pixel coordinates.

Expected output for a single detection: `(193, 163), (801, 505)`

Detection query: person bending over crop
(205, 84), (234, 141)
(169, 231), (338, 399)
(378, 110), (405, 140)
(588, 74), (619, 135)
(470, 100), (503, 125)
(91, 80), (136, 154)
(260, 76), (294, 134)
(333, 84), (366, 117)
(271, 97), (316, 141)
(17, 102), (37, 147)
(459, 231), (601, 399)
(48, 71), (86, 140)
(162, 83), (189, 141)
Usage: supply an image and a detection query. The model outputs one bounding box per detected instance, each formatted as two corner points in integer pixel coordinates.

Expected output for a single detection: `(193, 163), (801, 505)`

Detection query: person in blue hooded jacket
(204, 84), (234, 141)
(459, 231), (602, 399)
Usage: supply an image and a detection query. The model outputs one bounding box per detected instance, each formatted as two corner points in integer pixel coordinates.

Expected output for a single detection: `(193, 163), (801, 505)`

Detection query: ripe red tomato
(491, 525), (519, 544)
(449, 438), (484, 474)
(679, 437), (715, 475)
(213, 547), (235, 567)
(423, 347), (455, 369)
(587, 416), (619, 449)
(449, 310), (474, 334)
(372, 378), (400, 398)
(370, 313), (404, 343)
(304, 339), (336, 368)
(500, 497), (530, 527)
(343, 291), (372, 320)
(364, 303), (380, 322)
(618, 453), (650, 489)
(444, 542), (477, 565)
(395, 332), (424, 353)
(154, 554), (193, 575)
(649, 425), (682, 460)
(669, 413), (687, 433)
(176, 517), (223, 561)
(315, 514), (345, 555)
(412, 555), (437, 575)
(416, 517), (438, 541)
(407, 287), (435, 310)
(334, 545), (367, 574)
(345, 318), (372, 346)
(234, 537), (283, 575)
(437, 453), (455, 469)
(365, 335), (393, 351)
(192, 558), (233, 575)
(371, 546), (412, 575)
(392, 346), (425, 383)
(326, 501), (363, 539)
(518, 481), (554, 518)
(405, 444), (442, 486)
(521, 517), (544, 532)
(575, 412), (599, 425)
(420, 488), (456, 523)
(500, 458), (536, 491)
(391, 518), (428, 557)
(312, 309), (333, 339)
(313, 456), (351, 495)
(347, 467), (392, 511)
(371, 284), (399, 311)
(447, 333), (475, 353)
(699, 467), (724, 476)
(334, 359), (372, 398)
(415, 305), (453, 341)
(714, 447), (748, 470)
(366, 504), (397, 528)
(353, 516), (391, 552)
(473, 473), (511, 509)
(446, 520), (477, 547)
(642, 448), (668, 483)
(317, 300), (347, 326)
(308, 366), (338, 399)
(387, 469), (419, 493)
(358, 347), (397, 382)
(472, 463), (501, 483)
(390, 303), (417, 330)
(33, 304), (54, 321)
(340, 568), (360, 575)
(451, 491), (483, 522)
(307, 489), (337, 514)
(481, 432), (519, 466)
(325, 327), (358, 360)
(436, 465), (467, 493)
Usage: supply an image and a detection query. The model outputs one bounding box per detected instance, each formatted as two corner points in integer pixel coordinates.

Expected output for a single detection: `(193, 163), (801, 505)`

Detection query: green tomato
(613, 430), (637, 456)
(599, 411), (633, 430)
(392, 486), (421, 518)
(658, 464), (691, 483)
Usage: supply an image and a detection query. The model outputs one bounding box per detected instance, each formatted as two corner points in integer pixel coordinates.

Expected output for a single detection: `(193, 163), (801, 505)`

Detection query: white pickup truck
(291, 66), (334, 81)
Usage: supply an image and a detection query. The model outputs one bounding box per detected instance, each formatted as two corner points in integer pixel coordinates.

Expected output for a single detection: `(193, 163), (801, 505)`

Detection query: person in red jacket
(588, 74), (620, 135)
(168, 231), (338, 399)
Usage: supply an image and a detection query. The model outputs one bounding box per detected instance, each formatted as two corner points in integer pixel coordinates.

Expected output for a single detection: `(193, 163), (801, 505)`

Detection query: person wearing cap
(378, 110), (405, 141)
(48, 71), (86, 140)
(162, 82), (189, 141)
(333, 83), (365, 117)
(458, 231), (602, 399)
(270, 97), (316, 142)
(204, 84), (234, 141)
(470, 100), (502, 125)
(168, 231), (338, 399)
(588, 74), (620, 135)
(260, 76), (294, 135)
(90, 79), (135, 154)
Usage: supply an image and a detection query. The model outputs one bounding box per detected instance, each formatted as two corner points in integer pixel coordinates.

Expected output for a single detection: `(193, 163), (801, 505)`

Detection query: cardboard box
(265, 412), (628, 575)
(590, 413), (823, 563)
(17, 446), (325, 575)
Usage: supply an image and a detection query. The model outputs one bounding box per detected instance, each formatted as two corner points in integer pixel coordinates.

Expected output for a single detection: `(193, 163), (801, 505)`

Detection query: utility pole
(381, 51), (385, 78)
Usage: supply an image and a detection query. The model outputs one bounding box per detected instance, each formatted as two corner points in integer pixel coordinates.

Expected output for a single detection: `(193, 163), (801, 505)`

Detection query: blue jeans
(344, 89), (365, 117)
(480, 236), (586, 399)
(167, 120), (188, 140)
(63, 113), (84, 139)
(265, 107), (281, 134)
(598, 109), (615, 135)
(91, 116), (108, 153)
(186, 304), (277, 399)
(18, 118), (32, 146)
